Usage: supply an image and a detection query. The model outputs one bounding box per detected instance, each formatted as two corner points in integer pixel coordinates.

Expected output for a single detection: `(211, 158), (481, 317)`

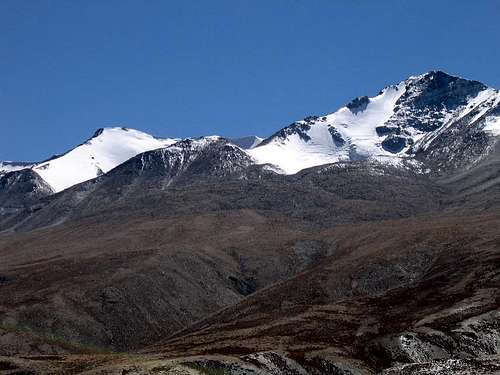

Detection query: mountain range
(2, 71), (499, 197)
(0, 71), (499, 375)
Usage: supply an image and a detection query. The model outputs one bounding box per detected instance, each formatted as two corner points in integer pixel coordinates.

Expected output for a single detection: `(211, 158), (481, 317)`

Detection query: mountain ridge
(2, 71), (499, 196)
(250, 70), (500, 173)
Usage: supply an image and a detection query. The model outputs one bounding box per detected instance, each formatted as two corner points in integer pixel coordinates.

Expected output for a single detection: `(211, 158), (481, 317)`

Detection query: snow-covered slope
(249, 71), (500, 174)
(33, 127), (177, 192)
(249, 84), (405, 173)
(0, 161), (35, 176)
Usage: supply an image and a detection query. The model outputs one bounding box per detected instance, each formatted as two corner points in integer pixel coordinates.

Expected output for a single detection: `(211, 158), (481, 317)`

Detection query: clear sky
(1, 0), (499, 161)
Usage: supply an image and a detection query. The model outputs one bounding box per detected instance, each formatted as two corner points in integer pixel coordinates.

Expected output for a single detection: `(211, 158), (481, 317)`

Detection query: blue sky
(1, 0), (499, 161)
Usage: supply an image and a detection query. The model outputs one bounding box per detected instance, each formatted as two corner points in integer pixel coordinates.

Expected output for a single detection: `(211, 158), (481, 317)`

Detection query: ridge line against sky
(1, 0), (499, 161)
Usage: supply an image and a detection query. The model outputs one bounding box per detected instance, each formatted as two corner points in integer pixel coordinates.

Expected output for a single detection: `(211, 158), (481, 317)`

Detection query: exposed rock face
(0, 169), (53, 209)
(328, 127), (346, 147)
(347, 95), (370, 114)
(107, 137), (254, 184)
(367, 310), (500, 369)
(260, 120), (313, 145)
(387, 70), (487, 133)
(382, 358), (500, 375)
(382, 135), (407, 153)
(414, 96), (500, 171)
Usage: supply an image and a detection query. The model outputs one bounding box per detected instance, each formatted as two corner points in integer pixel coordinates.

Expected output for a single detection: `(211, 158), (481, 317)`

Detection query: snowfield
(248, 83), (407, 174)
(33, 127), (177, 192)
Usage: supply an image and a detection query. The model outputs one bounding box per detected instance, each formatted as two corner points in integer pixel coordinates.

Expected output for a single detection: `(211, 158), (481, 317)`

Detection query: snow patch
(483, 116), (500, 136)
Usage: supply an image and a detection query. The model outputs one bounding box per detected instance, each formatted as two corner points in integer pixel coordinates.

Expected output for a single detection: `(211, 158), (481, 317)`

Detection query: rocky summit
(0, 71), (499, 375)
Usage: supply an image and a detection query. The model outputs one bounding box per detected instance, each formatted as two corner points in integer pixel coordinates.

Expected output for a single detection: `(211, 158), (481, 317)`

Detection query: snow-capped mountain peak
(32, 127), (178, 192)
(249, 71), (500, 174)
